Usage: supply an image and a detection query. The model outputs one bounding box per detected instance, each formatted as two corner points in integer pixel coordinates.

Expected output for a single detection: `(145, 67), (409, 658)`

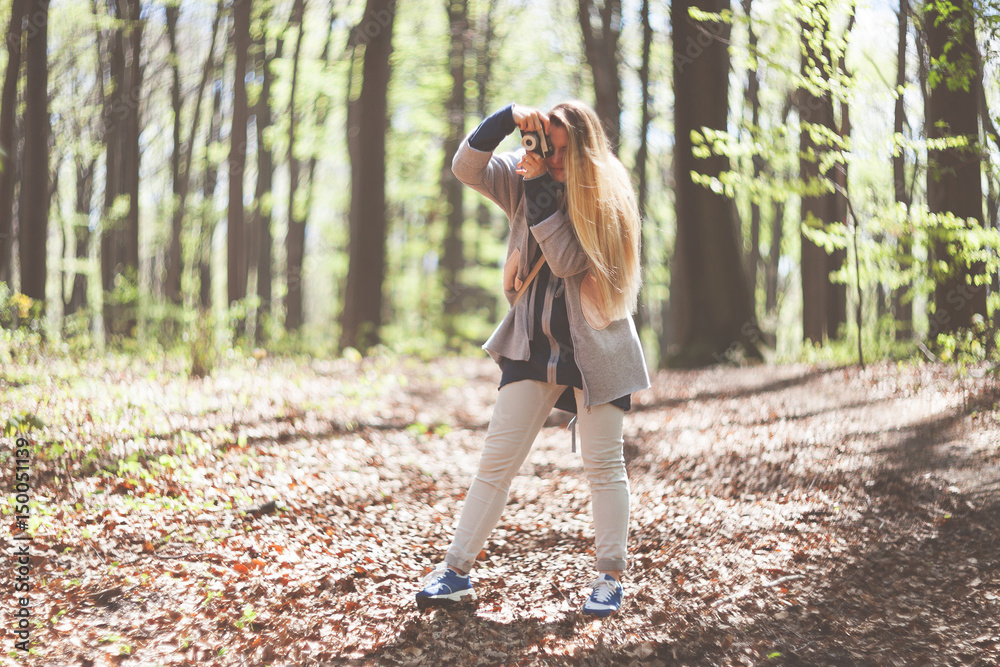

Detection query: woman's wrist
(524, 172), (561, 226)
(467, 104), (516, 152)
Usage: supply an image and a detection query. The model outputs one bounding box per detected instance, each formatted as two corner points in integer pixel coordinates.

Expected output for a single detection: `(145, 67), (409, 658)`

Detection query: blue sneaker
(582, 574), (623, 617)
(415, 565), (476, 609)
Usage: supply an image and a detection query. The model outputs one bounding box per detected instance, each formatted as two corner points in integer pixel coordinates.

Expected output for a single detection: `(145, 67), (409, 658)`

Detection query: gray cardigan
(452, 135), (651, 408)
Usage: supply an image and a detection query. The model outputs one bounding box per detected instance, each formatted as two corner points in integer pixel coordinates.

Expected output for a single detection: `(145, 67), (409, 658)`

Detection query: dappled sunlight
(3, 354), (998, 664)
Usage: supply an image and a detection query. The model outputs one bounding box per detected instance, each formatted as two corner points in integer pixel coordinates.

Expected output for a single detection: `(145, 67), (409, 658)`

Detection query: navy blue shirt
(470, 105), (630, 414)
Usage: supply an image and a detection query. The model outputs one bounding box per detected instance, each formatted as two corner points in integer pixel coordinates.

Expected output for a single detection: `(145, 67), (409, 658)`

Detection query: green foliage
(935, 319), (999, 366)
(0, 282), (43, 330)
(693, 0), (1000, 365)
(187, 310), (217, 379)
(234, 604), (258, 630)
(4, 412), (45, 438)
(925, 0), (978, 92)
(9, 0), (994, 370)
(807, 203), (1000, 324)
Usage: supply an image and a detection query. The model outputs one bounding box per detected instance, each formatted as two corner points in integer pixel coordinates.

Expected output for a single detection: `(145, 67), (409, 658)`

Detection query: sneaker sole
(582, 607), (617, 618)
(415, 589), (476, 610)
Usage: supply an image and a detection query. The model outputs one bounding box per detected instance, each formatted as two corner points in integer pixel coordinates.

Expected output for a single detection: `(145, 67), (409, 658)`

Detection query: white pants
(445, 379), (630, 573)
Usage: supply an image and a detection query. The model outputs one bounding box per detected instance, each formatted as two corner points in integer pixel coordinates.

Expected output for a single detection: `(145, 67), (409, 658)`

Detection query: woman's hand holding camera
(516, 150), (546, 179)
(512, 104), (550, 135)
(512, 104), (550, 179)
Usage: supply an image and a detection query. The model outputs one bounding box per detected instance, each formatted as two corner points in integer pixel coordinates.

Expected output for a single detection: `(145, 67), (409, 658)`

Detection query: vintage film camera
(520, 128), (554, 158)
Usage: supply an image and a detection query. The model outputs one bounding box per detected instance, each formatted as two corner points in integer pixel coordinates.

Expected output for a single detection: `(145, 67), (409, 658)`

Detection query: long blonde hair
(549, 101), (642, 320)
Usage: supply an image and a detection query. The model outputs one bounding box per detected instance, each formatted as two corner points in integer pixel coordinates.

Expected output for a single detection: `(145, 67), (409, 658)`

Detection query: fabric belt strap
(511, 254), (583, 455)
(512, 255), (547, 308)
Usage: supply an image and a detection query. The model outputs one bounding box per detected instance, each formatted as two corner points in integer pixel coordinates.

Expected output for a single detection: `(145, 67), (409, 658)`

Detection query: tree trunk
(200, 75), (223, 312)
(798, 3), (841, 344)
(164, 4), (183, 306)
(925, 0), (986, 338)
(474, 0), (496, 120)
(765, 197), (784, 314)
(577, 0), (622, 152)
(829, 10), (854, 340)
(297, 2), (339, 332)
(124, 0), (142, 332)
(340, 0), (395, 352)
(973, 38), (999, 336)
(253, 8), (279, 343)
(441, 0), (468, 337)
(18, 0), (49, 313)
(664, 0), (759, 367)
(743, 0), (761, 314)
(67, 0), (107, 320)
(471, 0), (497, 271)
(0, 0), (26, 288)
(66, 159), (95, 316)
(284, 0), (306, 332)
(188, 4), (224, 313)
(164, 2), (222, 311)
(891, 0), (912, 341)
(634, 0), (652, 334)
(762, 91), (795, 319)
(228, 0), (251, 328)
(101, 0), (142, 340)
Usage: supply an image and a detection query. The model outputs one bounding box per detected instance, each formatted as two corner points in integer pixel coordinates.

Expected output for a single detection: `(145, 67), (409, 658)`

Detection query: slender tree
(284, 0), (306, 331)
(253, 4), (279, 342)
(976, 44), (999, 232)
(471, 0), (498, 269)
(764, 96), (795, 317)
(973, 38), (998, 335)
(228, 0), (251, 327)
(340, 0), (395, 352)
(101, 0), (143, 339)
(665, 0), (760, 367)
(798, 0), (844, 344)
(473, 0), (497, 120)
(577, 0), (622, 152)
(441, 0), (468, 338)
(634, 0), (653, 332)
(892, 0), (913, 341)
(0, 0), (26, 288)
(163, 1), (223, 312)
(66, 157), (95, 317)
(200, 70), (224, 311)
(19, 0), (50, 312)
(831, 10), (854, 336)
(284, 1), (339, 336)
(924, 0), (986, 337)
(743, 0), (762, 311)
(186, 2), (225, 313)
(164, 2), (184, 306)
(764, 193), (786, 315)
(64, 5), (104, 318)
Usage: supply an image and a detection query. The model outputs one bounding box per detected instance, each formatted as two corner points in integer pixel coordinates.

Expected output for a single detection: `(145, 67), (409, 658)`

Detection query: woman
(416, 101), (649, 617)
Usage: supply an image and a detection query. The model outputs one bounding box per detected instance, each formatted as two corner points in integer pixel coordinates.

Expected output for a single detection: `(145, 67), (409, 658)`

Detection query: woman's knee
(475, 459), (519, 488)
(582, 456), (628, 487)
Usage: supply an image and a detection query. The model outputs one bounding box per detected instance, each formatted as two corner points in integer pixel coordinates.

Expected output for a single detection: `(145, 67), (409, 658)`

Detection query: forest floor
(2, 352), (1000, 666)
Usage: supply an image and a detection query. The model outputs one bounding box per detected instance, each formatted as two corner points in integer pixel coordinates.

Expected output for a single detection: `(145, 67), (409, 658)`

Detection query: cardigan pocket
(580, 272), (613, 331)
(503, 248), (523, 292)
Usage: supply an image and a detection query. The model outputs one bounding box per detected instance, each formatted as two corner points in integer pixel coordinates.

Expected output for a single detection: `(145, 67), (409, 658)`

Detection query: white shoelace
(588, 576), (618, 603)
(421, 564), (451, 587)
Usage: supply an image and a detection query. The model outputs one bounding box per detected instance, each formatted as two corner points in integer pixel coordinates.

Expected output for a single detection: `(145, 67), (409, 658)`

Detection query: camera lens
(521, 134), (538, 151)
